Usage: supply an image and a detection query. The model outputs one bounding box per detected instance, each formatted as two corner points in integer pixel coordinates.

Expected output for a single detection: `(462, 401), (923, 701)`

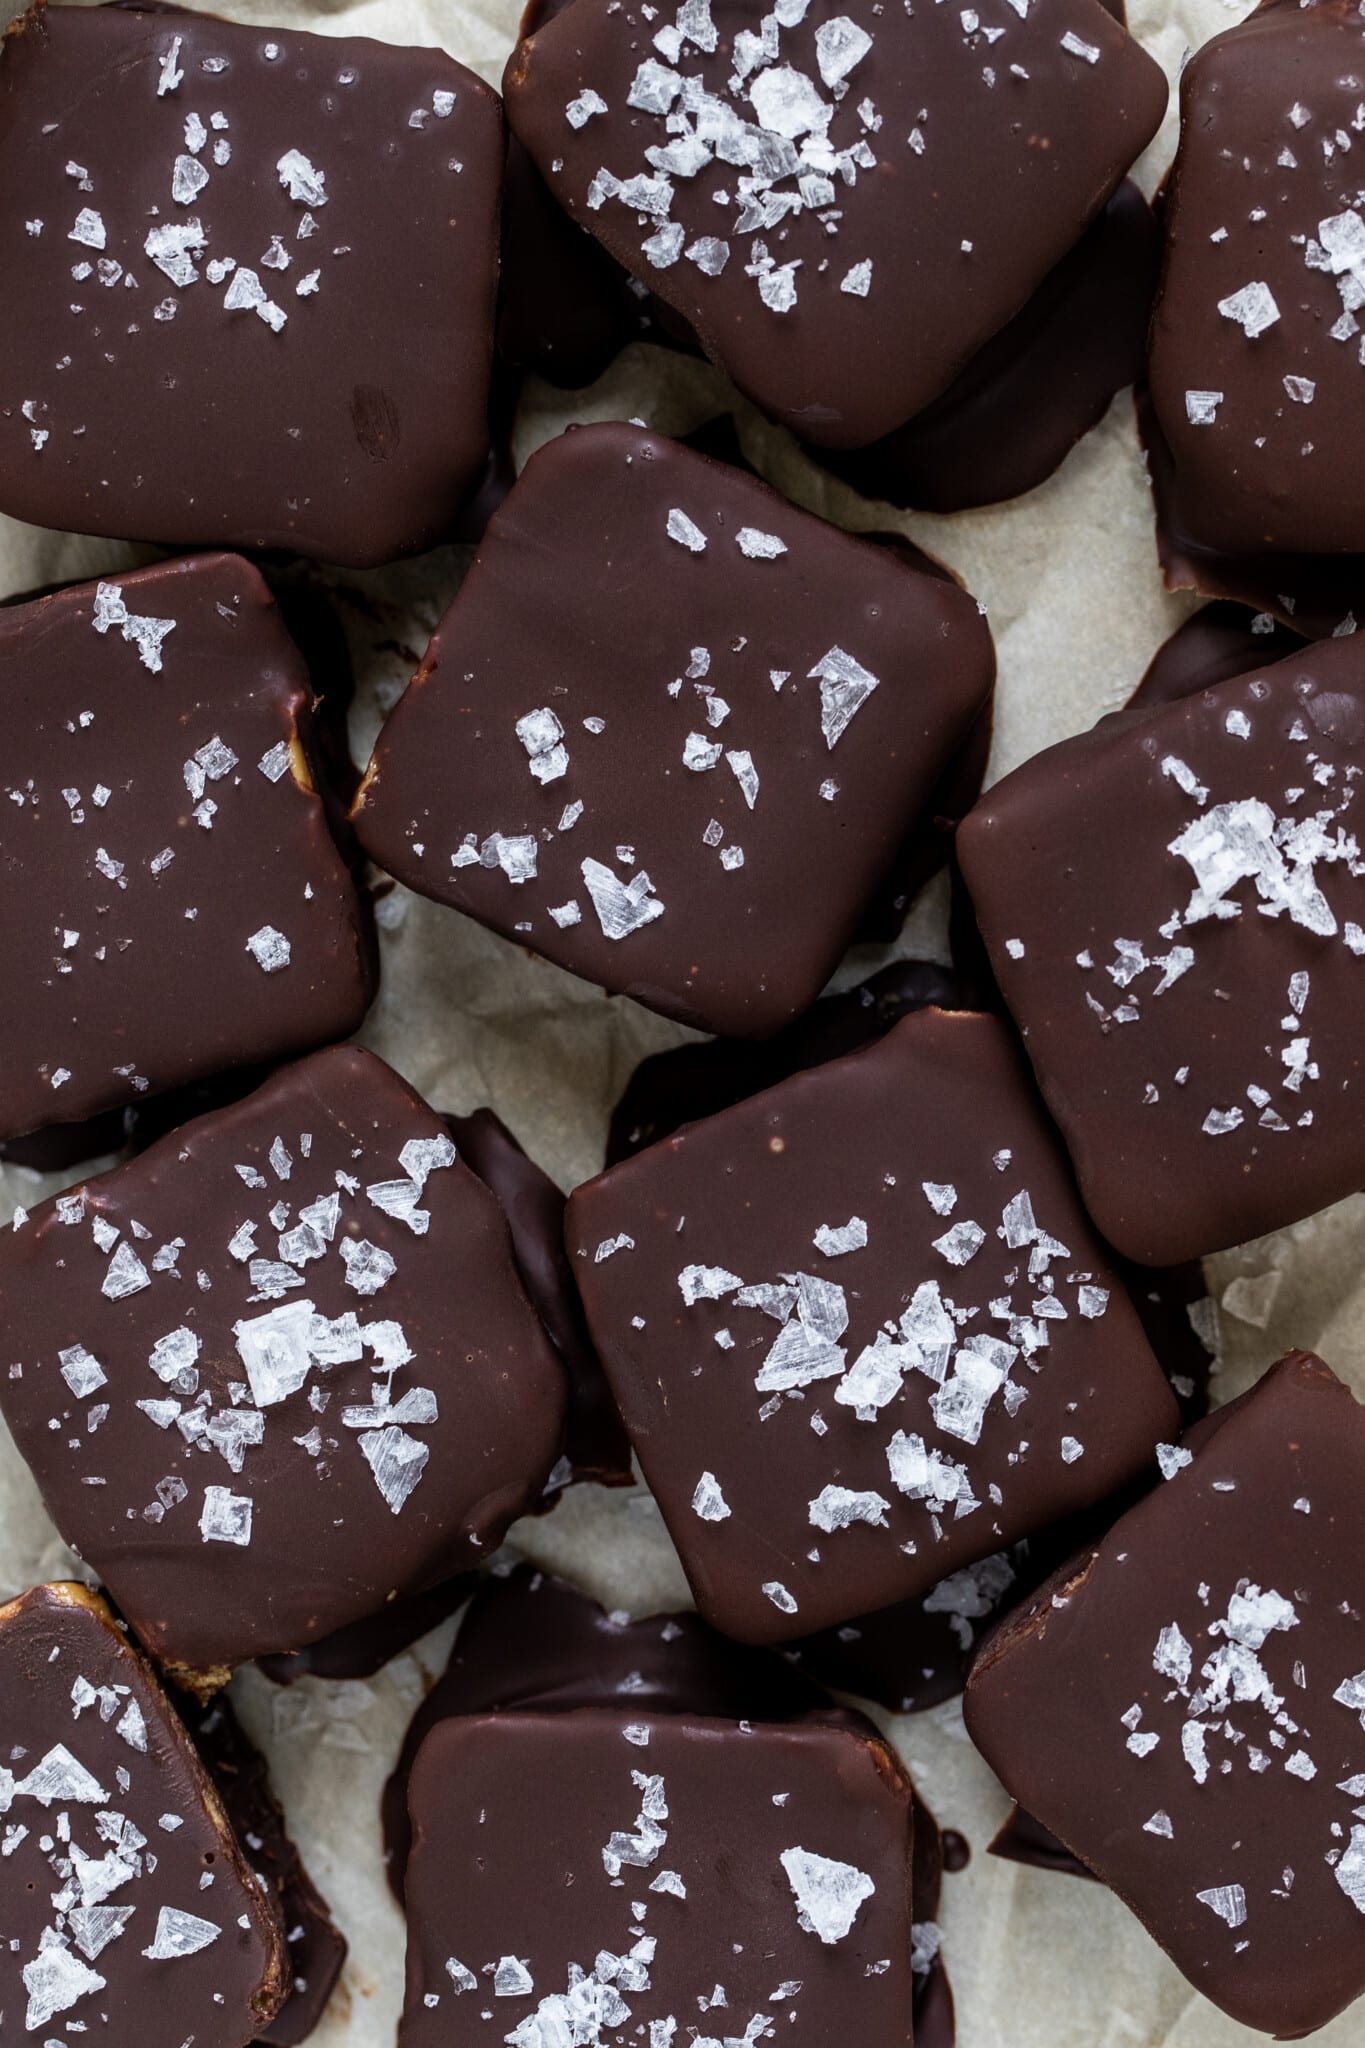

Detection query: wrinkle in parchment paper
(6, 0), (1365, 2042)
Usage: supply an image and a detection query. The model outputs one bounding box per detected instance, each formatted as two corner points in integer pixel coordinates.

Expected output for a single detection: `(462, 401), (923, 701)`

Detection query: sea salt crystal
(1185, 390), (1223, 426)
(1196, 1884), (1246, 1929)
(1218, 282), (1280, 337)
(277, 149), (327, 207)
(814, 1216), (867, 1257)
(736, 527), (787, 559)
(581, 857), (665, 939)
(808, 1484), (890, 1531)
(780, 1846), (875, 1942)
(692, 1471), (731, 1521)
(142, 1906), (221, 1958)
(809, 646), (879, 747)
(245, 926), (291, 973)
(666, 508), (707, 552)
(359, 1424), (429, 1512)
(934, 1220), (985, 1265)
(199, 1485), (252, 1546)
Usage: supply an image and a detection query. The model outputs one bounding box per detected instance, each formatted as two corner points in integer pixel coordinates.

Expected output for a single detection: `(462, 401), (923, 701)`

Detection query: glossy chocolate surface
(381, 1562), (828, 1895)
(567, 1007), (1177, 1645)
(1139, 383), (1365, 640)
(181, 1689), (347, 2045)
(383, 1562), (959, 2039)
(0, 554), (373, 1149)
(354, 422), (994, 1039)
(446, 1109), (632, 1488)
(819, 180), (1160, 513)
(987, 1804), (1095, 1882)
(0, 1581), (284, 2046)
(0, 4), (501, 566)
(504, 0), (1166, 448)
(403, 1705), (916, 2046)
(958, 634), (1365, 1265)
(1148, 0), (1365, 559)
(966, 1352), (1365, 2037)
(1132, 601), (1307, 712)
(604, 960), (1212, 1713)
(607, 959), (963, 1164)
(256, 1573), (477, 1688)
(0, 1046), (567, 1682)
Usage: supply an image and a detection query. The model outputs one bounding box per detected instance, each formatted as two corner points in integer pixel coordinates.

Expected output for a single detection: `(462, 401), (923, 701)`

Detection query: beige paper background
(5, 0), (1365, 2039)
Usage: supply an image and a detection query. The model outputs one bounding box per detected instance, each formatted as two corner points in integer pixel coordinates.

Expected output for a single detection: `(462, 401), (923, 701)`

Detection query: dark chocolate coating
(790, 1551), (1020, 1718)
(1148, 0), (1365, 559)
(1138, 383), (1365, 640)
(496, 0), (643, 387)
(403, 1705), (916, 2047)
(258, 1101), (633, 1687)
(788, 1414), (1227, 1716)
(0, 4), (501, 567)
(816, 179), (1160, 513)
(987, 1804), (1095, 1882)
(958, 634), (1365, 1265)
(381, 1561), (829, 1897)
(445, 1109), (633, 1488)
(260, 567), (362, 858)
(1132, 600), (1308, 713)
(256, 1572), (477, 1688)
(567, 1007), (1178, 1645)
(353, 422), (995, 1039)
(0, 553), (373, 1149)
(383, 1562), (959, 2041)
(607, 958), (963, 1164)
(0, 1581), (285, 2046)
(0, 1045), (568, 1684)
(966, 1351), (1365, 2038)
(787, 1421), (1226, 1717)
(1121, 1259), (1215, 1426)
(498, 137), (641, 389)
(503, 0), (1165, 449)
(0, 1108), (133, 1174)
(255, 1103), (631, 1681)
(605, 958), (1213, 1714)
(674, 411), (991, 947)
(179, 1690), (347, 2045)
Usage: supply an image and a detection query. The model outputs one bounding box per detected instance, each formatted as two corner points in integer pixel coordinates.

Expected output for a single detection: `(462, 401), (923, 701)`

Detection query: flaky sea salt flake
(1196, 1884), (1246, 1929)
(1218, 282), (1280, 337)
(143, 1906), (221, 1958)
(810, 646), (879, 748)
(277, 149), (327, 206)
(692, 1471), (731, 1521)
(666, 508), (707, 552)
(199, 1485), (252, 1546)
(780, 1846), (875, 1942)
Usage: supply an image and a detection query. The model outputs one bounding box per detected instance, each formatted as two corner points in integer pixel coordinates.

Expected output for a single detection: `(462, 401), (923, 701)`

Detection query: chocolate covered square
(566, 1008), (1177, 1644)
(965, 1351), (1365, 2038)
(0, 1581), (285, 2047)
(0, 5), (501, 565)
(0, 553), (373, 1147)
(1148, 0), (1365, 558)
(957, 636), (1365, 1265)
(0, 1045), (567, 1684)
(503, 0), (1167, 448)
(354, 423), (995, 1038)
(401, 1706), (915, 2046)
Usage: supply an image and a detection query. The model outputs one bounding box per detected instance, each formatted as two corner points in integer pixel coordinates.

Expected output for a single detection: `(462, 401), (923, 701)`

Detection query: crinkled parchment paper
(5, 0), (1365, 2040)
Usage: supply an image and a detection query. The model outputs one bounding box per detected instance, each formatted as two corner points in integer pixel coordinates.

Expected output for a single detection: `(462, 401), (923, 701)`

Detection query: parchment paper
(6, 0), (1365, 2040)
